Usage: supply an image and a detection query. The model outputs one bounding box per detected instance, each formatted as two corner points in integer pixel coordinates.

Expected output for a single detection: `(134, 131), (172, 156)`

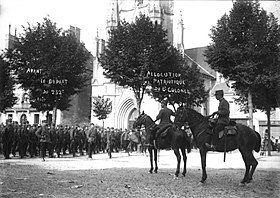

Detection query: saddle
(158, 124), (173, 138)
(218, 120), (238, 139)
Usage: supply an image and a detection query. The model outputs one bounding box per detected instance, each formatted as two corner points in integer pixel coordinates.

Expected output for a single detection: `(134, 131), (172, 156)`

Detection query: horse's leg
(148, 148), (153, 173)
(247, 153), (258, 183)
(173, 148), (181, 177)
(154, 149), (158, 173)
(241, 149), (258, 183)
(181, 148), (187, 177)
(199, 148), (208, 183)
(239, 149), (251, 184)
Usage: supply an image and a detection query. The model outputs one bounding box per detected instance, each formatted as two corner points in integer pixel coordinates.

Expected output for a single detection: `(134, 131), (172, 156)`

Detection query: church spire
(106, 0), (120, 32)
(177, 11), (184, 54)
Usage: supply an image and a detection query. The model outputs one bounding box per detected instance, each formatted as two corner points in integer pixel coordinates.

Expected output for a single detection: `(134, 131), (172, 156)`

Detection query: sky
(0, 0), (280, 54)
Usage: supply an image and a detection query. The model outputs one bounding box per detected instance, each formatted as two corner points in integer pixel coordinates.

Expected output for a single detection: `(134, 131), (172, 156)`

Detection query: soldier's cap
(90, 123), (94, 126)
(214, 90), (224, 96)
(42, 120), (47, 124)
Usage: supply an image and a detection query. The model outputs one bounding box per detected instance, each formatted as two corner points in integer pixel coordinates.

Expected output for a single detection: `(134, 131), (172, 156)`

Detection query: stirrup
(205, 142), (216, 151)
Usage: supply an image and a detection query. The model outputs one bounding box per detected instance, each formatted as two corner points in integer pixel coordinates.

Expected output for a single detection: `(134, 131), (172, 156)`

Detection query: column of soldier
(0, 120), (142, 161)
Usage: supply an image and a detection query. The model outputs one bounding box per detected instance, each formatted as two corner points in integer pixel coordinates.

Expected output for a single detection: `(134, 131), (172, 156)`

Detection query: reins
(179, 107), (210, 140)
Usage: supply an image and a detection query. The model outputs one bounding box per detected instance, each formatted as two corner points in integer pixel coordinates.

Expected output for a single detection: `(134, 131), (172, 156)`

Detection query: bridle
(135, 114), (156, 132)
(176, 106), (209, 140)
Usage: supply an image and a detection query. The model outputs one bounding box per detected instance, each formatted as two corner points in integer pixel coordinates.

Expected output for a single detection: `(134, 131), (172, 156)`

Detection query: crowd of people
(0, 119), (144, 161)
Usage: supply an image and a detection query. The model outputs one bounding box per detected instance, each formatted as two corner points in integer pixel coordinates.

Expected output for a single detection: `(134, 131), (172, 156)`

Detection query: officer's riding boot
(205, 130), (217, 151)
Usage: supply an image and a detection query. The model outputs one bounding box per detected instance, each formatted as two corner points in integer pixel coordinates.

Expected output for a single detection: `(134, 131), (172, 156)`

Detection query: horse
(120, 129), (145, 156)
(174, 106), (262, 184)
(133, 112), (192, 177)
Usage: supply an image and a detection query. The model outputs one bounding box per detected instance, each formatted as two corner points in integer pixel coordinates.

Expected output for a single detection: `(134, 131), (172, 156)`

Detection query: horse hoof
(154, 170), (158, 174)
(198, 181), (204, 186)
(239, 182), (246, 186)
(182, 173), (186, 177)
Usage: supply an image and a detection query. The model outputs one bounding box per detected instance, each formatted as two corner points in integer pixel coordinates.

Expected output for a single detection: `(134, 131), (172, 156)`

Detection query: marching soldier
(18, 122), (29, 158)
(48, 123), (56, 158)
(35, 121), (51, 161)
(2, 119), (14, 159)
(62, 126), (70, 155)
(55, 125), (64, 158)
(28, 124), (38, 158)
(11, 121), (19, 157)
(87, 123), (97, 159)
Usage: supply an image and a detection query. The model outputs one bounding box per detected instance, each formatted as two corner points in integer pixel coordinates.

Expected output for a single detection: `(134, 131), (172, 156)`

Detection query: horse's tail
(254, 131), (262, 153)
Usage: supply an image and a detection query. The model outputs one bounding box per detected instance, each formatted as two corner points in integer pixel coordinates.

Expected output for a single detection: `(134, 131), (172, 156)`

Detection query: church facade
(91, 0), (215, 129)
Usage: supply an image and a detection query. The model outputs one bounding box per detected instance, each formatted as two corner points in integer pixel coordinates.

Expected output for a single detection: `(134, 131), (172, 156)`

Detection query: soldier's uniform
(87, 123), (97, 158)
(62, 126), (70, 155)
(55, 125), (64, 158)
(18, 123), (29, 158)
(2, 120), (14, 159)
(48, 124), (56, 158)
(28, 124), (38, 158)
(206, 90), (230, 150)
(35, 121), (51, 161)
(11, 122), (19, 157)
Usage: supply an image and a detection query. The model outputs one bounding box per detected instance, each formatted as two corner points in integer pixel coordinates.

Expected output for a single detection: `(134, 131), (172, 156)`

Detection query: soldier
(18, 122), (29, 158)
(55, 125), (64, 158)
(28, 124), (38, 158)
(48, 123), (56, 158)
(11, 121), (19, 157)
(2, 119), (14, 159)
(62, 126), (70, 155)
(0, 123), (4, 154)
(87, 123), (97, 159)
(76, 126), (84, 156)
(35, 121), (51, 161)
(153, 99), (175, 146)
(69, 125), (78, 157)
(205, 90), (230, 150)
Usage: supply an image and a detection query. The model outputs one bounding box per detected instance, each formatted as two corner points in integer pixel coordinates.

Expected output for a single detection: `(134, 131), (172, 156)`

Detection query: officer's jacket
(35, 126), (51, 143)
(156, 107), (175, 127)
(217, 97), (230, 125)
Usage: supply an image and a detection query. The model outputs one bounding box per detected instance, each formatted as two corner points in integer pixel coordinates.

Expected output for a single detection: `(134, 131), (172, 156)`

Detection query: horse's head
(133, 111), (147, 129)
(174, 105), (188, 127)
(175, 106), (206, 128)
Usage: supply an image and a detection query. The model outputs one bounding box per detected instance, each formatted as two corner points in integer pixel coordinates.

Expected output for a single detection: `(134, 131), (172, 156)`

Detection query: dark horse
(174, 106), (261, 184)
(133, 112), (191, 177)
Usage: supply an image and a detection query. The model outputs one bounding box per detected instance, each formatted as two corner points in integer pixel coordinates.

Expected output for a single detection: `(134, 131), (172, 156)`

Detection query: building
(92, 0), (279, 136)
(0, 25), (93, 126)
(91, 0), (216, 129)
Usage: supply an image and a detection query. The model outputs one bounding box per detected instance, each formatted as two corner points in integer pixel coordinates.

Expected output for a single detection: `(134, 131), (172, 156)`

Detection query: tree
(147, 46), (208, 109)
(99, 14), (173, 113)
(4, 17), (92, 124)
(0, 54), (17, 112)
(92, 96), (112, 122)
(204, 0), (280, 156)
(92, 96), (112, 158)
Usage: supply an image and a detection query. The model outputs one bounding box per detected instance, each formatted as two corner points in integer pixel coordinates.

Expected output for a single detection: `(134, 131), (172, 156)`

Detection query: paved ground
(1, 150), (279, 198)
(1, 149), (279, 171)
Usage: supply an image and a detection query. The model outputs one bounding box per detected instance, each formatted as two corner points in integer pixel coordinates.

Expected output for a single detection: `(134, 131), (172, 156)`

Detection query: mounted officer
(153, 99), (175, 147)
(205, 89), (230, 150)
